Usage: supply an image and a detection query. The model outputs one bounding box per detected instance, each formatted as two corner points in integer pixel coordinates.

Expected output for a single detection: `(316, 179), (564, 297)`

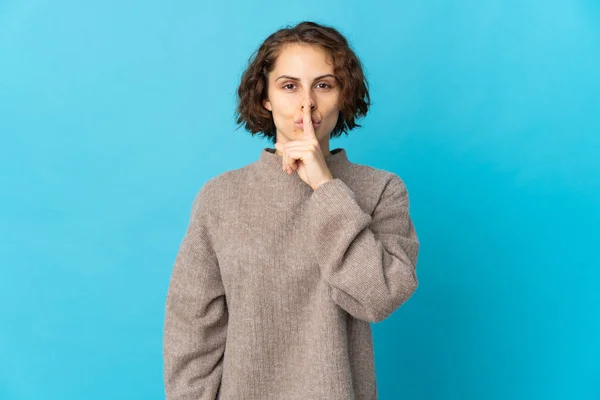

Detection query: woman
(163, 21), (420, 400)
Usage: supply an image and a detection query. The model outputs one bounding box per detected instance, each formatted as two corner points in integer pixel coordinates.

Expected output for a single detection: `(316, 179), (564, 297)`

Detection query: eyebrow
(276, 74), (336, 82)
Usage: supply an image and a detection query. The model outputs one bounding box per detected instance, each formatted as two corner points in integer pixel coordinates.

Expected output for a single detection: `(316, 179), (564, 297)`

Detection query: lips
(294, 116), (320, 124)
(295, 119), (320, 129)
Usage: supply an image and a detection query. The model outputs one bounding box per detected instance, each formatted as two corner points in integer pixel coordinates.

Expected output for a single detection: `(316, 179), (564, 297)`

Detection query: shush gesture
(274, 98), (334, 191)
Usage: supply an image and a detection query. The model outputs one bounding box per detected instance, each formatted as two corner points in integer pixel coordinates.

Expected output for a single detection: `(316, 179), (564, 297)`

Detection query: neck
(255, 146), (350, 190)
(274, 148), (332, 157)
(273, 135), (331, 157)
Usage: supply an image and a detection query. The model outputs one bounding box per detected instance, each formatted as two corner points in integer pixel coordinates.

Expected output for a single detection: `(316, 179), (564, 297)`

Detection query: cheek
(322, 96), (340, 114)
(324, 104), (340, 121)
(272, 104), (295, 120)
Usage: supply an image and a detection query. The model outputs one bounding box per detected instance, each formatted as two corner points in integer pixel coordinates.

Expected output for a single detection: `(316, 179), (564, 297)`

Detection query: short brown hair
(234, 21), (371, 144)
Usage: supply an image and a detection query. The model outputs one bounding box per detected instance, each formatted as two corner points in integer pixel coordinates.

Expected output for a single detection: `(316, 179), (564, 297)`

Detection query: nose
(301, 92), (316, 110)
(301, 100), (316, 110)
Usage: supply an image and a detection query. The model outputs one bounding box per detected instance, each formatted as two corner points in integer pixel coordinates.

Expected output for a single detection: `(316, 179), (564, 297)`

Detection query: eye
(282, 82), (333, 91)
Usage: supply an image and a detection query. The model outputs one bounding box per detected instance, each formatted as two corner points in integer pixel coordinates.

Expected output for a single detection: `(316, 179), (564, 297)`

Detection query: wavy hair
(234, 21), (371, 144)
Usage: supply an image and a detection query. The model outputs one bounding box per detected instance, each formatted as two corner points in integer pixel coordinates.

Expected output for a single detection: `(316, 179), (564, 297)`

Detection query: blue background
(1, 1), (599, 399)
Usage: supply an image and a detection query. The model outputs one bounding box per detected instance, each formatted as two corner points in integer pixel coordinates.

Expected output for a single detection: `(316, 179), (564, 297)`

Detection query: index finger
(303, 98), (316, 139)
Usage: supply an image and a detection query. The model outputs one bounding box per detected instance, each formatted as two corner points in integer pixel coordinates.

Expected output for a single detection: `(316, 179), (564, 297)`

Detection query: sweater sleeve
(163, 183), (227, 400)
(306, 175), (420, 323)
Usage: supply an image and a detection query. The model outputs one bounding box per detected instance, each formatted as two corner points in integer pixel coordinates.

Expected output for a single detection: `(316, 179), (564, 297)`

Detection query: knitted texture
(163, 147), (420, 399)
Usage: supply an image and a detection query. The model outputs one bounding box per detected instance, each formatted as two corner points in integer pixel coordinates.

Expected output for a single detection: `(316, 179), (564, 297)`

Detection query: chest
(214, 194), (321, 303)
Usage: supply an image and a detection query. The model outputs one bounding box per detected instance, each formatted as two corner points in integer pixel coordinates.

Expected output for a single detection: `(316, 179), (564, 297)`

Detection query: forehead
(271, 43), (334, 75)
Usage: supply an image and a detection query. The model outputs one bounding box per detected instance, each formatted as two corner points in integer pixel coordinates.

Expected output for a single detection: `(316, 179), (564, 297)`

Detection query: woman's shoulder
(196, 168), (244, 197)
(344, 160), (407, 189)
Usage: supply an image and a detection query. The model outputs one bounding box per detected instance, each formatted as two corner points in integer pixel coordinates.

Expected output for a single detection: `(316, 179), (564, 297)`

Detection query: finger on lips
(275, 98), (315, 174)
(303, 99), (314, 137)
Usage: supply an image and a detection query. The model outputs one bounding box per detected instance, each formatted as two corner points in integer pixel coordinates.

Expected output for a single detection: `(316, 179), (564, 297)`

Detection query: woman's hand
(274, 98), (334, 191)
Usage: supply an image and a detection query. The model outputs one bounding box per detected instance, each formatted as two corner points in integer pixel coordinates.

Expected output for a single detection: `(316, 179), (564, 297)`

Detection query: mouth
(295, 121), (320, 129)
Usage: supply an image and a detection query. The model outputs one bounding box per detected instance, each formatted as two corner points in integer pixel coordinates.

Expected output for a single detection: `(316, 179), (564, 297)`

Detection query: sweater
(163, 146), (420, 400)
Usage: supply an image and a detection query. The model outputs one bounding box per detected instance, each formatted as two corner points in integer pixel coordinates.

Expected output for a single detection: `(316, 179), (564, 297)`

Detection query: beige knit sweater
(163, 147), (420, 400)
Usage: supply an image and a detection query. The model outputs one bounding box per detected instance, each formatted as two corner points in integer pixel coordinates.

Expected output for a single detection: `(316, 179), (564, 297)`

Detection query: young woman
(163, 21), (420, 400)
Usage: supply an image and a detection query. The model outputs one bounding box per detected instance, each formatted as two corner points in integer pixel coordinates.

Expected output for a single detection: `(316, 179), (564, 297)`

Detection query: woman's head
(235, 21), (370, 146)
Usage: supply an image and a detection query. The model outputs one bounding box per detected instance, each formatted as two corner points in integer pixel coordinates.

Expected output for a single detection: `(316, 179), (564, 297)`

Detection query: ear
(263, 99), (272, 112)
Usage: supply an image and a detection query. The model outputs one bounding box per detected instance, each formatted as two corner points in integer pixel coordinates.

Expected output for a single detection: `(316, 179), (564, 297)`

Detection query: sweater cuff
(311, 178), (362, 212)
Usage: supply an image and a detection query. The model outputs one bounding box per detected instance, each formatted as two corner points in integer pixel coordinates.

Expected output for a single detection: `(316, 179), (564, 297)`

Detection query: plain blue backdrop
(1, 1), (599, 399)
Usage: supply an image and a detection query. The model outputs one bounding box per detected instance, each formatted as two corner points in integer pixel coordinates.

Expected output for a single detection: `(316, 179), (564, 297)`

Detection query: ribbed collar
(254, 146), (351, 192)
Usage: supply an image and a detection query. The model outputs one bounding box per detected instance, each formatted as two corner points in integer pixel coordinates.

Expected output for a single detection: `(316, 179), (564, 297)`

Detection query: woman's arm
(306, 174), (420, 323)
(163, 184), (227, 399)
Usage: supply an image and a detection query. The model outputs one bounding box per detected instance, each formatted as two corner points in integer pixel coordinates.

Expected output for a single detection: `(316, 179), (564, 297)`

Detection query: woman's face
(263, 43), (341, 149)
